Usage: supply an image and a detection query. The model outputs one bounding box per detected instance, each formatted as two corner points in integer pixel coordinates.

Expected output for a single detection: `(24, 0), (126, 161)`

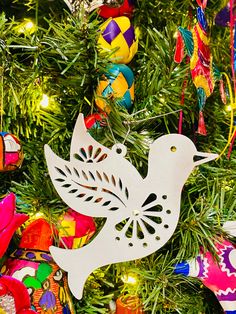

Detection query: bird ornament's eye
(170, 146), (177, 152)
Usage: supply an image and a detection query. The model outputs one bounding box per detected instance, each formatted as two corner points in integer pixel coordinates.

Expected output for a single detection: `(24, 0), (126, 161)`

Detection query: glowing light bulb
(17, 19), (36, 34)
(121, 274), (137, 285)
(226, 105), (232, 111)
(40, 94), (50, 108)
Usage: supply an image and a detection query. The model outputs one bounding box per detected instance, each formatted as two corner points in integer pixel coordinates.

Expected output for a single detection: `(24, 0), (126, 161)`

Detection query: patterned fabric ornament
(174, 237), (236, 314)
(0, 193), (29, 258)
(98, 0), (135, 19)
(44, 113), (217, 299)
(59, 208), (96, 249)
(0, 132), (24, 172)
(97, 16), (138, 64)
(2, 218), (75, 314)
(0, 274), (36, 314)
(84, 112), (107, 129)
(175, 2), (221, 135)
(95, 64), (134, 113)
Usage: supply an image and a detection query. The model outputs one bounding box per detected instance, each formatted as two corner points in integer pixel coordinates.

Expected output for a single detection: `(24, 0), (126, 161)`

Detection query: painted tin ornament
(2, 218), (75, 314)
(0, 274), (36, 314)
(175, 2), (221, 135)
(98, 0), (135, 19)
(0, 132), (24, 172)
(116, 295), (144, 314)
(0, 193), (29, 258)
(44, 113), (217, 299)
(97, 16), (138, 64)
(58, 208), (96, 249)
(174, 222), (236, 314)
(95, 64), (134, 113)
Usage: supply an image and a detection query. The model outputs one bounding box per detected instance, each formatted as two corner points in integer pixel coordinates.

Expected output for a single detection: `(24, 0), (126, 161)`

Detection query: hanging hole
(170, 146), (177, 152)
(116, 148), (122, 154)
(166, 210), (171, 214)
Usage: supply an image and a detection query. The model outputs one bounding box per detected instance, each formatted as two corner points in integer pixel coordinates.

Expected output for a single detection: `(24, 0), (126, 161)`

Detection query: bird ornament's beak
(193, 151), (218, 166)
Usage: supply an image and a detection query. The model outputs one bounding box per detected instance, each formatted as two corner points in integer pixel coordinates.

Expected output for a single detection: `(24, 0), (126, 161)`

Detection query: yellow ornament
(97, 16), (138, 64)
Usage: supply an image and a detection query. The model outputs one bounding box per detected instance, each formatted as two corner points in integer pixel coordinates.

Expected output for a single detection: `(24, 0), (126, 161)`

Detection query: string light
(121, 273), (137, 285)
(40, 94), (50, 108)
(17, 19), (36, 34)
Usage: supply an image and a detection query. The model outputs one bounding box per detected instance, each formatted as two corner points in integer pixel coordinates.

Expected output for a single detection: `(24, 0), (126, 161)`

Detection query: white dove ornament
(44, 113), (218, 299)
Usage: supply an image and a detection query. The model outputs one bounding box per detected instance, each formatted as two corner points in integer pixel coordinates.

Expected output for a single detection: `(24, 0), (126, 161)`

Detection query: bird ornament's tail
(50, 245), (94, 300)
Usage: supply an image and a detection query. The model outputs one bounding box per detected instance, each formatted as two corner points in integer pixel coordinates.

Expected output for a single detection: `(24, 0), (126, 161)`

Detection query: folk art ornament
(0, 193), (29, 258)
(0, 274), (36, 314)
(95, 63), (135, 113)
(0, 132), (24, 172)
(44, 113), (218, 299)
(58, 208), (96, 249)
(174, 0), (221, 135)
(97, 16), (138, 64)
(2, 218), (75, 314)
(116, 295), (144, 314)
(174, 221), (236, 314)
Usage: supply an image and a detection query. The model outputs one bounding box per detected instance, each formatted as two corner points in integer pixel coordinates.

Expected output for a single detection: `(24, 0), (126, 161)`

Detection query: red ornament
(0, 274), (36, 313)
(116, 296), (144, 314)
(84, 113), (107, 129)
(0, 193), (29, 258)
(98, 0), (135, 18)
(19, 218), (53, 251)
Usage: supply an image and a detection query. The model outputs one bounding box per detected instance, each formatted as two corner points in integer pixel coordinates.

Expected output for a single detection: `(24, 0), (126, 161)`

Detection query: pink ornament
(0, 193), (29, 258)
(59, 208), (96, 249)
(0, 274), (36, 313)
(174, 238), (236, 313)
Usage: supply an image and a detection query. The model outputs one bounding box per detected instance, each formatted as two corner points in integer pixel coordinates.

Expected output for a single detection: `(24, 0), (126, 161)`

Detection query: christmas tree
(0, 0), (235, 313)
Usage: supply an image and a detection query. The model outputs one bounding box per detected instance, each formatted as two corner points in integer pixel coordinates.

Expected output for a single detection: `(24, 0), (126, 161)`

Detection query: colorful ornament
(95, 64), (134, 113)
(97, 16), (138, 64)
(2, 218), (75, 314)
(84, 112), (107, 129)
(59, 208), (96, 249)
(0, 132), (24, 172)
(174, 237), (236, 314)
(175, 1), (221, 135)
(63, 0), (126, 14)
(116, 295), (144, 314)
(0, 274), (36, 314)
(98, 0), (135, 19)
(0, 193), (29, 258)
(44, 113), (217, 299)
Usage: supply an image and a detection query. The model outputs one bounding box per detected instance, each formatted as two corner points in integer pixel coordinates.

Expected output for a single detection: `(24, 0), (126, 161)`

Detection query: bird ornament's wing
(178, 27), (194, 57)
(45, 113), (142, 219)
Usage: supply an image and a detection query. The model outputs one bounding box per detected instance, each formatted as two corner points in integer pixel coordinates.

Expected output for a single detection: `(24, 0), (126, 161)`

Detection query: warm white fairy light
(40, 94), (50, 108)
(17, 19), (36, 34)
(121, 273), (137, 285)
